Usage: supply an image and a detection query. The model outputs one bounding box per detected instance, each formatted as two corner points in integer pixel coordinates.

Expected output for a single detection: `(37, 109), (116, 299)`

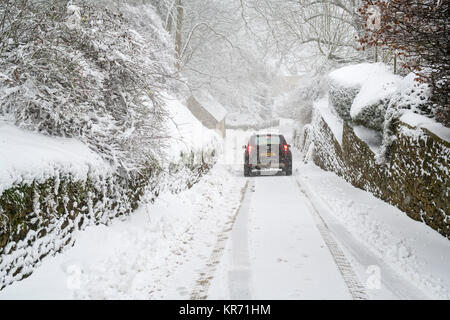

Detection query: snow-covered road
(1, 120), (449, 300)
(208, 176), (354, 299)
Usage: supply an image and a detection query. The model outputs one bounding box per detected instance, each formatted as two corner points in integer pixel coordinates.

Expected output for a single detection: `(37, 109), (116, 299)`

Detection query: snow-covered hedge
(0, 0), (175, 171)
(328, 63), (436, 162)
(328, 63), (401, 130)
(328, 63), (434, 131)
(0, 154), (218, 290)
(328, 82), (358, 122)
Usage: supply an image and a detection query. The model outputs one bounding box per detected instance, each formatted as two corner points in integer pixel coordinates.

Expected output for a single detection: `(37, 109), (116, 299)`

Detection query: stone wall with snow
(302, 114), (449, 239)
(0, 138), (218, 291)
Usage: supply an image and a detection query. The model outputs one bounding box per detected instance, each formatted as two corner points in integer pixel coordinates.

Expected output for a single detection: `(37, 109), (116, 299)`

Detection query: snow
(394, 72), (432, 109)
(65, 5), (82, 30)
(329, 63), (402, 121)
(298, 163), (450, 299)
(225, 112), (280, 130)
(192, 91), (227, 122)
(353, 126), (382, 154)
(208, 177), (352, 299)
(351, 77), (400, 119)
(0, 1), (176, 171)
(0, 156), (245, 300)
(314, 96), (343, 145)
(163, 94), (222, 162)
(0, 121), (109, 194)
(1, 123), (449, 300)
(328, 63), (391, 89)
(400, 112), (450, 142)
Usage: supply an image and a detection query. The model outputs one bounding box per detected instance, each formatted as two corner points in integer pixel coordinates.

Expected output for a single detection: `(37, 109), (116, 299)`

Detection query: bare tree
(240, 0), (367, 68)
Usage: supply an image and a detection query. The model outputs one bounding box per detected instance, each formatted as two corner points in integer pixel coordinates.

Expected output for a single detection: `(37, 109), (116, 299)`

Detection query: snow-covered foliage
(0, 0), (176, 172)
(328, 83), (359, 122)
(328, 63), (402, 130)
(379, 73), (434, 161)
(327, 62), (437, 162)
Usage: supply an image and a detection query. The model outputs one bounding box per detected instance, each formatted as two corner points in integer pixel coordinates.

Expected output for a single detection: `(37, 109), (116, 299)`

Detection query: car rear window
(255, 135), (280, 146)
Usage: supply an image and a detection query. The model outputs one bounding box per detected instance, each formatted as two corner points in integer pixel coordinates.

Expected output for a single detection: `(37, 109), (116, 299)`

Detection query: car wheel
(244, 165), (250, 177)
(286, 164), (292, 176)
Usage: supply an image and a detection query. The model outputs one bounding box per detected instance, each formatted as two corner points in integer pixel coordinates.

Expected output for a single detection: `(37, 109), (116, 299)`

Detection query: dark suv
(243, 134), (292, 176)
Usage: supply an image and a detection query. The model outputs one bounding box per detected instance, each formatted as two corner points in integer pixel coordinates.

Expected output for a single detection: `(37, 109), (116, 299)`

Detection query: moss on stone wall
(305, 116), (449, 239)
(0, 169), (153, 289)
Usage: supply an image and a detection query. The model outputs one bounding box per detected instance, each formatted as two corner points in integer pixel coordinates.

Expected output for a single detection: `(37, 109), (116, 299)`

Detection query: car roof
(250, 133), (284, 137)
(253, 132), (282, 136)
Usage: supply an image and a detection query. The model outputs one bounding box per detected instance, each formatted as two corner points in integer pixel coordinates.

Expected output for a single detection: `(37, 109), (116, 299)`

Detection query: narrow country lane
(1, 0), (448, 306)
(207, 123), (360, 299)
(1, 121), (449, 300)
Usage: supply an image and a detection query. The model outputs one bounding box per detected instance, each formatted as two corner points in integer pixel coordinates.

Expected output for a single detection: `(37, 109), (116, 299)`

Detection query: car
(243, 133), (292, 177)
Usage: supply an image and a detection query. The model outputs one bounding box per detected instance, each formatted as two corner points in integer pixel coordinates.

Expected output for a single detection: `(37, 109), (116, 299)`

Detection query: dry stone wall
(303, 116), (449, 239)
(0, 150), (216, 290)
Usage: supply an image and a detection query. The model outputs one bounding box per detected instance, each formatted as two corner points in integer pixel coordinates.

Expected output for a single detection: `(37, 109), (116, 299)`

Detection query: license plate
(260, 152), (275, 157)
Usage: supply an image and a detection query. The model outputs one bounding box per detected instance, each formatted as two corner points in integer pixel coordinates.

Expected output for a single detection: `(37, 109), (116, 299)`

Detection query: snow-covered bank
(298, 163), (450, 299)
(400, 112), (450, 143)
(164, 94), (221, 163)
(0, 121), (109, 195)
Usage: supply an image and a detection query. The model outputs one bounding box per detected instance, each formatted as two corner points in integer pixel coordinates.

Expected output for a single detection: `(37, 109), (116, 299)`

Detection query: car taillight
(248, 145), (252, 153)
(283, 144), (288, 153)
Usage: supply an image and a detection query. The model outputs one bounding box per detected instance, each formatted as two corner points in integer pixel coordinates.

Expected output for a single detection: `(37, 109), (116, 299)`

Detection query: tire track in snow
(190, 180), (250, 300)
(295, 179), (368, 300)
(296, 174), (430, 300)
(227, 179), (254, 299)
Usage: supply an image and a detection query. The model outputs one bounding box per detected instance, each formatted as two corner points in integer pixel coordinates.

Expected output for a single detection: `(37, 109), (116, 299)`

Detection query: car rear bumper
(247, 162), (288, 169)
